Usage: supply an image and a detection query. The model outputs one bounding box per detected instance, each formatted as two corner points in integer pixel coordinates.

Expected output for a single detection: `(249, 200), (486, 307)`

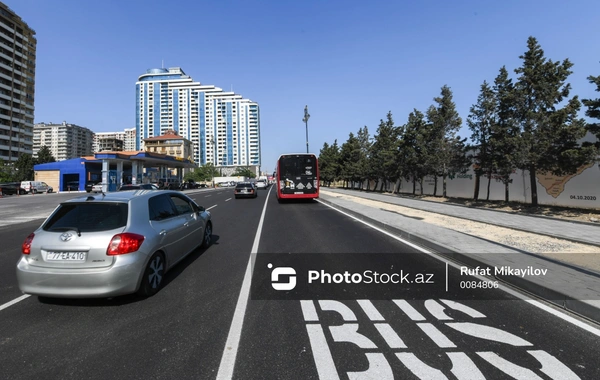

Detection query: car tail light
(22, 232), (35, 255)
(107, 233), (145, 255)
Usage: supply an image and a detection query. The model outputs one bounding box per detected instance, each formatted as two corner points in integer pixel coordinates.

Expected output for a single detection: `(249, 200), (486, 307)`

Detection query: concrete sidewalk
(317, 188), (600, 325)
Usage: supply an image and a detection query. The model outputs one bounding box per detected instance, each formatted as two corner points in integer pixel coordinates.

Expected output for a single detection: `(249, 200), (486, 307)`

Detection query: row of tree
(183, 163), (257, 183)
(0, 146), (55, 183)
(318, 37), (600, 206)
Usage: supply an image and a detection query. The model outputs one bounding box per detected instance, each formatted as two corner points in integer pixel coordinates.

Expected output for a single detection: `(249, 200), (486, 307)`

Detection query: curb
(318, 195), (600, 325)
(322, 188), (600, 248)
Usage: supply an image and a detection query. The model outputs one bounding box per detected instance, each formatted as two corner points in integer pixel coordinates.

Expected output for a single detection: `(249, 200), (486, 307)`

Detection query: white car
(92, 183), (105, 193)
(256, 180), (268, 189)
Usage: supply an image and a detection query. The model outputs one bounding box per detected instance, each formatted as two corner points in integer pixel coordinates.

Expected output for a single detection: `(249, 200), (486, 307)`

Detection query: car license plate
(46, 251), (86, 261)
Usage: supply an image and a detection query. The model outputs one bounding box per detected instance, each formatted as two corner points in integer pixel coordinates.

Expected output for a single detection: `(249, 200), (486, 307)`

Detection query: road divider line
(225, 198), (232, 202)
(207, 205), (217, 210)
(205, 194), (212, 197)
(216, 186), (273, 380)
(318, 199), (600, 337)
(0, 294), (30, 311)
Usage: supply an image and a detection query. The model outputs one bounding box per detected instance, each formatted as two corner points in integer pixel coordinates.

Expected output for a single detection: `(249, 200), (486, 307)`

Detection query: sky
(11, 0), (600, 173)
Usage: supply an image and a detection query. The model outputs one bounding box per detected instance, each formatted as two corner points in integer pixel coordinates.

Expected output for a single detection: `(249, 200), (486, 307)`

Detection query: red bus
(275, 153), (319, 201)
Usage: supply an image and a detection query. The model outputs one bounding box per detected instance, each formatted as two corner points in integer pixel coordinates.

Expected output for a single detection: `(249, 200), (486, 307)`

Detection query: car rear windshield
(44, 203), (128, 232)
(236, 183), (253, 189)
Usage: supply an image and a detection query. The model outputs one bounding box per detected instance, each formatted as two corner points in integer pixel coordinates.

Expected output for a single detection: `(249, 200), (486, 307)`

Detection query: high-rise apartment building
(33, 121), (94, 161)
(0, 2), (36, 162)
(135, 67), (260, 169)
(93, 128), (136, 152)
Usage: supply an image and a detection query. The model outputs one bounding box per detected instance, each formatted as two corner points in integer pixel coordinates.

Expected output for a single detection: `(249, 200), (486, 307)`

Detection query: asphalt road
(0, 187), (598, 379)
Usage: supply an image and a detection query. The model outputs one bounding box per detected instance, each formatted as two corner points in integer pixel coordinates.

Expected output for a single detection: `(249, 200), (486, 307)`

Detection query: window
(148, 194), (177, 221)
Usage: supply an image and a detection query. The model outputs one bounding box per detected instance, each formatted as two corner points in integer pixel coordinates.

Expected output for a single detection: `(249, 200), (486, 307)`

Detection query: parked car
(85, 182), (98, 193)
(180, 179), (200, 190)
(92, 183), (105, 193)
(234, 182), (257, 199)
(0, 182), (26, 195)
(16, 190), (213, 298)
(21, 181), (53, 194)
(118, 184), (159, 191)
(157, 177), (181, 190)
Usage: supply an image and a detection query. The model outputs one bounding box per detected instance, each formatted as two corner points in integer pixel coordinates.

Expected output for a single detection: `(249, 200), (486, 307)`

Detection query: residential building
(92, 128), (136, 152)
(0, 2), (36, 162)
(143, 129), (193, 176)
(135, 67), (261, 175)
(33, 121), (94, 161)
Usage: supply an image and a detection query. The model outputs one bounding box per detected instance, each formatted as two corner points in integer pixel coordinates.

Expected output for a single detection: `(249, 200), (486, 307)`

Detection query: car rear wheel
(137, 252), (165, 297)
(201, 222), (212, 248)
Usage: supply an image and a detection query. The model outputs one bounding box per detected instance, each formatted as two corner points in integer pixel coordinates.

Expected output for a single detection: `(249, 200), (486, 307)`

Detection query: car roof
(63, 190), (182, 203)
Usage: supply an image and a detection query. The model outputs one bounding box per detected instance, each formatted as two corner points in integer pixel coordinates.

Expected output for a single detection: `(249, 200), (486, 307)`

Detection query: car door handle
(159, 230), (167, 236)
(184, 222), (190, 227)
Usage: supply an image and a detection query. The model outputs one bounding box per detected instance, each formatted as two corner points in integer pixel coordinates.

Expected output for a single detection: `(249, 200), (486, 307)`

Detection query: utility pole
(303, 105), (310, 153)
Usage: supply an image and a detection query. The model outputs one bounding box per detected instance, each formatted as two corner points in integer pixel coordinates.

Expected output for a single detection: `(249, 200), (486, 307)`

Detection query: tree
(490, 66), (520, 202)
(426, 85), (464, 197)
(36, 145), (56, 164)
(467, 80), (496, 200)
(318, 141), (341, 186)
(232, 166), (256, 178)
(191, 163), (220, 183)
(356, 126), (372, 190)
(398, 109), (431, 195)
(514, 36), (597, 206)
(370, 111), (400, 192)
(14, 153), (35, 181)
(582, 69), (600, 145)
(339, 133), (362, 188)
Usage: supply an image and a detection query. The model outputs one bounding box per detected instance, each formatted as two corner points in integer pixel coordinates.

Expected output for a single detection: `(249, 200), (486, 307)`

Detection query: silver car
(16, 190), (213, 298)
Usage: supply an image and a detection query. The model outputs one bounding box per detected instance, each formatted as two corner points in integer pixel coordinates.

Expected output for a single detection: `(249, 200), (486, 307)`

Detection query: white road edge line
(317, 199), (600, 337)
(206, 205), (218, 210)
(216, 186), (273, 380)
(0, 294), (30, 311)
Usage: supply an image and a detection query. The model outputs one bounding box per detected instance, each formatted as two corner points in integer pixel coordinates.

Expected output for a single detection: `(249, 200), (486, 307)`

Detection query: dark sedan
(234, 182), (257, 199)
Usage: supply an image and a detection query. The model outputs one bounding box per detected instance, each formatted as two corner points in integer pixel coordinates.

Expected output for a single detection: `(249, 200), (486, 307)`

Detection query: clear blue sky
(12, 0), (600, 173)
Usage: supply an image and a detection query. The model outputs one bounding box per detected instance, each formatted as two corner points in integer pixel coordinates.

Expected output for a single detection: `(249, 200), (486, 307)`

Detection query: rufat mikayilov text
(461, 266), (548, 278)
(308, 270), (435, 284)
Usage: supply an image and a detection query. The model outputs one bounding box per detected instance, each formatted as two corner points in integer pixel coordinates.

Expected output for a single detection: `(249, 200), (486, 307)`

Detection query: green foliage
(339, 132), (362, 187)
(318, 140), (341, 186)
(356, 126), (373, 187)
(36, 146), (56, 164)
(14, 154), (35, 181)
(188, 163), (220, 182)
(232, 166), (256, 178)
(426, 85), (466, 196)
(514, 36), (597, 205)
(582, 72), (600, 144)
(397, 110), (431, 194)
(370, 111), (400, 190)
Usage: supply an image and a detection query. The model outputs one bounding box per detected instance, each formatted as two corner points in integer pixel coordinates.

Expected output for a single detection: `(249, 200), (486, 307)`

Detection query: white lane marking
(205, 194), (212, 197)
(417, 323), (456, 348)
(306, 324), (341, 380)
(329, 324), (377, 348)
(225, 198), (232, 202)
(446, 322), (533, 346)
(477, 352), (544, 380)
(374, 323), (407, 349)
(393, 299), (426, 321)
(357, 299), (385, 321)
(216, 186), (272, 380)
(424, 299), (453, 320)
(319, 300), (357, 321)
(318, 199), (600, 337)
(0, 294), (30, 311)
(301, 300), (319, 322)
(206, 205), (217, 210)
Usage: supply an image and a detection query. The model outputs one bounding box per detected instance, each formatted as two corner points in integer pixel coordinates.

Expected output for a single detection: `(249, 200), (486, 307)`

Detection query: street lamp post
(303, 105), (310, 154)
